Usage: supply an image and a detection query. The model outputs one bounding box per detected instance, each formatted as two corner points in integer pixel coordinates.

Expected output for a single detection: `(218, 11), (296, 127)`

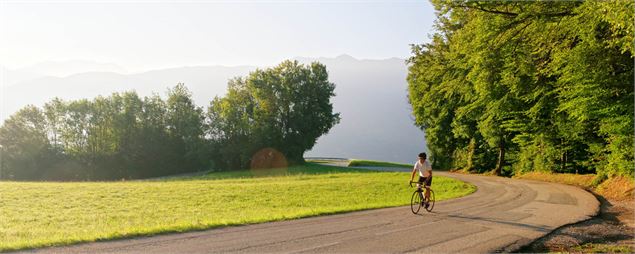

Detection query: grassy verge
(513, 172), (597, 189)
(573, 243), (634, 253)
(595, 177), (635, 201)
(347, 159), (412, 168)
(0, 163), (475, 251)
(513, 172), (634, 200)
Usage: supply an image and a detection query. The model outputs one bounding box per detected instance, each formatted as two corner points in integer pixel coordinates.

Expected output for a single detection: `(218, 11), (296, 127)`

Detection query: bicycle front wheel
(411, 190), (422, 214)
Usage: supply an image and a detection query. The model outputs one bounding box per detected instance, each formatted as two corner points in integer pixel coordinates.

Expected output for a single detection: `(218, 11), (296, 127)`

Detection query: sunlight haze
(0, 0), (436, 163)
(0, 1), (435, 72)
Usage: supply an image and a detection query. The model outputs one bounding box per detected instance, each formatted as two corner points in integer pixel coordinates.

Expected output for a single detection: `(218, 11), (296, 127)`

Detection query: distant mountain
(15, 60), (128, 78)
(1, 65), (256, 121)
(1, 56), (427, 164)
(1, 66), (45, 87)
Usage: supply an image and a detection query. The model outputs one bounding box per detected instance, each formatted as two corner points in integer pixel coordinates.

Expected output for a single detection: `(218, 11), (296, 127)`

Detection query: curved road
(22, 167), (599, 253)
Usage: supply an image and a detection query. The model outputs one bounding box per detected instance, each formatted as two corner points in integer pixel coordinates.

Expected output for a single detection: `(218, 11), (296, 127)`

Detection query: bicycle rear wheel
(411, 190), (422, 214)
(424, 189), (435, 212)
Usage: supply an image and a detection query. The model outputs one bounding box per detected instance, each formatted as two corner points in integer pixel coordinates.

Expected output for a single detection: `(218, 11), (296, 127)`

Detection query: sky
(0, 0), (436, 72)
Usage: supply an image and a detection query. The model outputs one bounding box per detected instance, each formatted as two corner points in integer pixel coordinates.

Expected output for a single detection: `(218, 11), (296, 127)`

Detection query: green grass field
(0, 163), (475, 251)
(347, 159), (413, 168)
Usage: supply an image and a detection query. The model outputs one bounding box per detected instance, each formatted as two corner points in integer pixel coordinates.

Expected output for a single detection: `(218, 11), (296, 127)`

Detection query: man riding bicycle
(409, 152), (432, 208)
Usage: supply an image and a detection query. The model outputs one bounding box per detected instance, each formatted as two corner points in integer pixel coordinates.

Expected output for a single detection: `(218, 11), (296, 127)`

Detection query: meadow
(346, 159), (412, 168)
(0, 163), (475, 251)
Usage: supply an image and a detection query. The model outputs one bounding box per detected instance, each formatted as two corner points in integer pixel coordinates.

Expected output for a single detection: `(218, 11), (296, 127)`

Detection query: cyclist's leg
(424, 176), (432, 199)
(417, 176), (425, 204)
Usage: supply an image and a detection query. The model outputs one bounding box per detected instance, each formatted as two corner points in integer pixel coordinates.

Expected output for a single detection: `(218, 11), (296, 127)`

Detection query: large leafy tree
(408, 36), (464, 169)
(0, 106), (53, 180)
(166, 84), (207, 173)
(208, 60), (340, 169)
(408, 0), (633, 178)
(206, 78), (256, 169)
(552, 0), (634, 177)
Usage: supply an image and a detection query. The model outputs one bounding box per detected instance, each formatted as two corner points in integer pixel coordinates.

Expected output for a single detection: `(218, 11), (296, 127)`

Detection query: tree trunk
(560, 138), (567, 173)
(289, 149), (305, 165)
(561, 151), (567, 173)
(465, 138), (475, 172)
(493, 141), (505, 176)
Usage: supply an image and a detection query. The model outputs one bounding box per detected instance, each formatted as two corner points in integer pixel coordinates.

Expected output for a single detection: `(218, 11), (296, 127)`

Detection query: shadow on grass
(153, 163), (379, 181)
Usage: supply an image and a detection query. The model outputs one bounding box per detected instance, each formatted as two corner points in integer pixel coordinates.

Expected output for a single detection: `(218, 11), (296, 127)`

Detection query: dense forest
(0, 60), (339, 180)
(408, 1), (633, 179)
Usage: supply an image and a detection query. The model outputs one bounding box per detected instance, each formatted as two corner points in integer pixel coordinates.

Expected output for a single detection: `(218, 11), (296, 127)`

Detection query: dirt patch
(518, 192), (634, 253)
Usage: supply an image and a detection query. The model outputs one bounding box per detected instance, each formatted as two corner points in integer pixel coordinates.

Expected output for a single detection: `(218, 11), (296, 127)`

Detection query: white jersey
(414, 160), (432, 177)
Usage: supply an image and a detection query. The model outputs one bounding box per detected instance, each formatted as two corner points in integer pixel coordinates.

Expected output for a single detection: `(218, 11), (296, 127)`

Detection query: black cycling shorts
(418, 176), (432, 186)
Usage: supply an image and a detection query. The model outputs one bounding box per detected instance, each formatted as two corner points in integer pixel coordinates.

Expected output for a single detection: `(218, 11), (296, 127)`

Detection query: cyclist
(409, 152), (432, 207)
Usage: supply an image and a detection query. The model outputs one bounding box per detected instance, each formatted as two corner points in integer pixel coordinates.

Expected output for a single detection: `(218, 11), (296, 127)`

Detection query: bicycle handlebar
(409, 181), (431, 189)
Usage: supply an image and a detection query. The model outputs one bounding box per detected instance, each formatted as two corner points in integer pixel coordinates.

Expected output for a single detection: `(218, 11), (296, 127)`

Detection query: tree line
(407, 0), (633, 179)
(0, 60), (340, 180)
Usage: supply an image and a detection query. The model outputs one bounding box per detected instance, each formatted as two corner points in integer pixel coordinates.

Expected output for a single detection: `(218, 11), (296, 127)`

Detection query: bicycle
(409, 181), (435, 214)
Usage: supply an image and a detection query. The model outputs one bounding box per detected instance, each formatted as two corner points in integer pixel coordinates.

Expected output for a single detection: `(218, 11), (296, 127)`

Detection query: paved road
(21, 167), (599, 253)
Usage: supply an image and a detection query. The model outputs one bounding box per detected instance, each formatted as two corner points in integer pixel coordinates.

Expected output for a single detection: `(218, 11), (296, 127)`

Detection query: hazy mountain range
(1, 55), (427, 164)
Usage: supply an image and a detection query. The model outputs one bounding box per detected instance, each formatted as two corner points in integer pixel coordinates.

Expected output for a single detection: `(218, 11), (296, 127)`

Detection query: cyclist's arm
(410, 166), (417, 182)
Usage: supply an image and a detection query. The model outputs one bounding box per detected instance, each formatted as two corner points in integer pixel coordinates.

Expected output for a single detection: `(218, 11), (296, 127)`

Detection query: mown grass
(0, 163), (475, 251)
(347, 159), (412, 168)
(164, 163), (370, 181)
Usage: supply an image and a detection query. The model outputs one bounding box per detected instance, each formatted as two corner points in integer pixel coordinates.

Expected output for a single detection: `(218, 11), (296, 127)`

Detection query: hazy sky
(0, 0), (436, 72)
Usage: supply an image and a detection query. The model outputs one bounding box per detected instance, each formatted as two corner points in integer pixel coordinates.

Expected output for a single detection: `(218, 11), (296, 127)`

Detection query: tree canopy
(207, 60), (340, 169)
(0, 61), (339, 180)
(407, 0), (634, 178)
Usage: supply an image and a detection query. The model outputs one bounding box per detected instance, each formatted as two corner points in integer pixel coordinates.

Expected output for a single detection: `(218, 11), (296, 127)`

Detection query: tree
(206, 78), (256, 169)
(0, 84), (211, 180)
(407, 37), (465, 169)
(207, 60), (340, 169)
(408, 0), (633, 178)
(0, 106), (53, 180)
(248, 61), (340, 164)
(166, 83), (207, 173)
(552, 0), (634, 177)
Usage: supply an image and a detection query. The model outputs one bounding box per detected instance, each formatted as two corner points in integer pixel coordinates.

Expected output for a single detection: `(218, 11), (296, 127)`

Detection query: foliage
(347, 159), (412, 168)
(407, 1), (634, 177)
(207, 60), (340, 169)
(0, 61), (339, 180)
(0, 106), (55, 180)
(0, 88), (207, 180)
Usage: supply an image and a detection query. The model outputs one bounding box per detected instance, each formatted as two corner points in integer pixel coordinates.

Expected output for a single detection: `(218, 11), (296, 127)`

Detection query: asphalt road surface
(21, 166), (599, 253)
